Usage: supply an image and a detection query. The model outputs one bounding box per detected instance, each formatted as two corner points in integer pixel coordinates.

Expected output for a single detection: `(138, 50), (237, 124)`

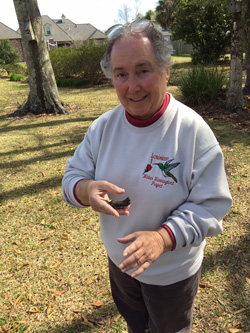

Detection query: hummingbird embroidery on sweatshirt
(153, 159), (180, 183)
(142, 155), (180, 186)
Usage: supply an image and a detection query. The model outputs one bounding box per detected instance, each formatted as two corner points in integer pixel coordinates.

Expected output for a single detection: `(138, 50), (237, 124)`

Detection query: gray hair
(100, 24), (173, 80)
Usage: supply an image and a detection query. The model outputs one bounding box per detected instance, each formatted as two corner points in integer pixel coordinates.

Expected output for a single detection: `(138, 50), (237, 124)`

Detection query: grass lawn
(0, 67), (249, 333)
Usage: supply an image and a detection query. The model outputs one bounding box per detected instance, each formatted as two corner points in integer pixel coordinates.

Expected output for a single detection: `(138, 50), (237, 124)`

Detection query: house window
(45, 25), (52, 36)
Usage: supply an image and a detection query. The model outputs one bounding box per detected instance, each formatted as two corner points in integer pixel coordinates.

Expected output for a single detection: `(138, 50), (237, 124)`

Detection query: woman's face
(111, 35), (169, 120)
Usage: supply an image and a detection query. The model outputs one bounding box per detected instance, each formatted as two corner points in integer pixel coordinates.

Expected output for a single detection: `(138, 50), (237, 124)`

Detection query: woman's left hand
(117, 229), (172, 278)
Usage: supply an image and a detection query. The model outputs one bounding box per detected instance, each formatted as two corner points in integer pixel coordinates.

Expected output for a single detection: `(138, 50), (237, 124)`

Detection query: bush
(0, 39), (20, 65)
(9, 73), (25, 81)
(3, 63), (28, 76)
(56, 78), (91, 87)
(49, 41), (107, 85)
(179, 67), (227, 105)
(49, 47), (77, 79)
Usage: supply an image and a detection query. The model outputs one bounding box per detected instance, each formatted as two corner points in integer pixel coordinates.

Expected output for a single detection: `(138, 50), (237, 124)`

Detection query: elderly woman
(62, 19), (232, 333)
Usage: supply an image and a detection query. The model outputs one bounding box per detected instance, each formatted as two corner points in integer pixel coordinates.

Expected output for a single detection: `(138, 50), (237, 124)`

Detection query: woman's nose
(128, 76), (140, 93)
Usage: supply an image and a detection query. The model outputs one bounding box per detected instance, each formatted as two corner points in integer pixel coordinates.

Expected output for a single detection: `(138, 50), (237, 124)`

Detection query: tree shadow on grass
(202, 232), (250, 330)
(40, 303), (123, 333)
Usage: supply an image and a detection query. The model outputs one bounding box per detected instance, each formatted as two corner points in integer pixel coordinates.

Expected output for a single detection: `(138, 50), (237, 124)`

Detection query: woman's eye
(138, 69), (149, 76)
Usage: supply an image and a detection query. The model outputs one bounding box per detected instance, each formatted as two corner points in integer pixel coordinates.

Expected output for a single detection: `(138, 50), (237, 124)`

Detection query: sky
(1, 0), (158, 32)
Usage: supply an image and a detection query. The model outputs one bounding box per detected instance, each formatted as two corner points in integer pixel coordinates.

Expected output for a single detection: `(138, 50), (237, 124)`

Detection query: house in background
(42, 14), (106, 50)
(0, 14), (106, 61)
(0, 22), (25, 61)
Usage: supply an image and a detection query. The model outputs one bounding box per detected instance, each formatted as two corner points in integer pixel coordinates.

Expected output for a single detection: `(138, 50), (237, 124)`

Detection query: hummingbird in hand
(154, 159), (180, 183)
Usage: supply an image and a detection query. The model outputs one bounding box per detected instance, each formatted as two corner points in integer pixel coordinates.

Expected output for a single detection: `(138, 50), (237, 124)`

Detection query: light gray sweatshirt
(62, 94), (232, 285)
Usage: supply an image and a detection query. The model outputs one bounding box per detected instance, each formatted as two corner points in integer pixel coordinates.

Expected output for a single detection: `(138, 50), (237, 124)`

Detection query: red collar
(125, 93), (170, 127)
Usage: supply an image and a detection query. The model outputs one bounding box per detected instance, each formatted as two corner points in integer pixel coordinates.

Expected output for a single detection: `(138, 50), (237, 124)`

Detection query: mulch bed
(193, 95), (250, 132)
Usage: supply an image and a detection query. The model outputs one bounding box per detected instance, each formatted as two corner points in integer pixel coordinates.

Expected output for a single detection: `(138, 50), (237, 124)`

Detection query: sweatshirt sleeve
(62, 127), (96, 208)
(163, 144), (232, 249)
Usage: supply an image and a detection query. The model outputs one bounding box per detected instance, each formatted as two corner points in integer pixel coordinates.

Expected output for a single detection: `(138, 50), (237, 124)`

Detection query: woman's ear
(166, 67), (170, 84)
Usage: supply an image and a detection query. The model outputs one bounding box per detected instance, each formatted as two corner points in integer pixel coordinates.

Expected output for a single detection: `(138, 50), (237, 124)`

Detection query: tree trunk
(12, 0), (67, 116)
(243, 0), (250, 96)
(226, 0), (248, 113)
(243, 46), (250, 95)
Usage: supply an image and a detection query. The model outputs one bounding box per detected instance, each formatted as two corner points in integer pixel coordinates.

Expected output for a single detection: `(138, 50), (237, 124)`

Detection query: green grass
(0, 64), (249, 332)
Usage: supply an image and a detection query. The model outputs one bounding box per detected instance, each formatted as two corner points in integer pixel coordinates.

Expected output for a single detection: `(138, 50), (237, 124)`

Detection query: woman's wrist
(74, 179), (94, 206)
(157, 227), (174, 252)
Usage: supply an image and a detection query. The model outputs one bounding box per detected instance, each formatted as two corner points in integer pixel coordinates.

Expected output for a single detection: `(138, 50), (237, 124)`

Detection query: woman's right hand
(75, 179), (130, 218)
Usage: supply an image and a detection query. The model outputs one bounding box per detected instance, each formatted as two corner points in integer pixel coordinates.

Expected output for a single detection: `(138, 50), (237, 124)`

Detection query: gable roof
(0, 22), (21, 39)
(0, 15), (106, 43)
(52, 17), (106, 41)
(42, 15), (72, 43)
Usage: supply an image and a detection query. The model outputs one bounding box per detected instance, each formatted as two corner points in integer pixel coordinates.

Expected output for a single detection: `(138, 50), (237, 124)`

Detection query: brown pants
(108, 258), (201, 333)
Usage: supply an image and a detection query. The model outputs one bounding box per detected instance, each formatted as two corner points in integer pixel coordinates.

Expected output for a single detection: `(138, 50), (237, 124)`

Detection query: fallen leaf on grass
(82, 314), (95, 328)
(234, 308), (246, 314)
(246, 277), (250, 285)
(233, 321), (241, 328)
(91, 301), (103, 307)
(199, 280), (212, 288)
(86, 278), (93, 285)
(28, 308), (41, 313)
(47, 289), (66, 296)
(45, 303), (52, 316)
(50, 261), (61, 268)
(12, 248), (22, 254)
(73, 309), (82, 313)
(229, 329), (241, 333)
(8, 324), (20, 332)
(17, 263), (29, 271)
(14, 295), (23, 305)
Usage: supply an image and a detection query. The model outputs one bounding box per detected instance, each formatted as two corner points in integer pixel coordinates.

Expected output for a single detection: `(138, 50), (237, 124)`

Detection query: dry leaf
(246, 277), (250, 285)
(46, 303), (52, 316)
(50, 261), (61, 268)
(8, 324), (20, 332)
(82, 314), (95, 327)
(229, 329), (241, 333)
(13, 248), (22, 254)
(233, 321), (241, 328)
(73, 309), (82, 313)
(59, 244), (67, 250)
(47, 289), (66, 296)
(199, 280), (212, 288)
(86, 278), (93, 285)
(234, 308), (246, 314)
(91, 301), (103, 307)
(14, 295), (23, 305)
(28, 308), (40, 313)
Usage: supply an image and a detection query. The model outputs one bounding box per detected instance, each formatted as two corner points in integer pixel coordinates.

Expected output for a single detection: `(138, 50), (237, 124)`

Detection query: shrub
(49, 41), (107, 84)
(179, 67), (227, 105)
(0, 39), (20, 65)
(56, 78), (91, 87)
(49, 47), (77, 78)
(3, 63), (28, 76)
(9, 73), (25, 81)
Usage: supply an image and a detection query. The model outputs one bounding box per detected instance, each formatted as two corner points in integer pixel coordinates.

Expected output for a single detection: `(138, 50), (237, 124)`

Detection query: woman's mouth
(129, 95), (148, 102)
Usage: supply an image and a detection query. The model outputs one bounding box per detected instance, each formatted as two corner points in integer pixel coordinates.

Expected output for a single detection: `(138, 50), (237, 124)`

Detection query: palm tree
(155, 0), (174, 30)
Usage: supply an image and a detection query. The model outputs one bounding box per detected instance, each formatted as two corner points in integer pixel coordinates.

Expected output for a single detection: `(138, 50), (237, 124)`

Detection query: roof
(52, 17), (106, 41)
(0, 22), (21, 39)
(0, 15), (106, 43)
(42, 15), (72, 43)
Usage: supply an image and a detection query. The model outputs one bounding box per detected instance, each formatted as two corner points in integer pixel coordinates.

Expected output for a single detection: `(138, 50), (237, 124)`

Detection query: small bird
(154, 159), (180, 183)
